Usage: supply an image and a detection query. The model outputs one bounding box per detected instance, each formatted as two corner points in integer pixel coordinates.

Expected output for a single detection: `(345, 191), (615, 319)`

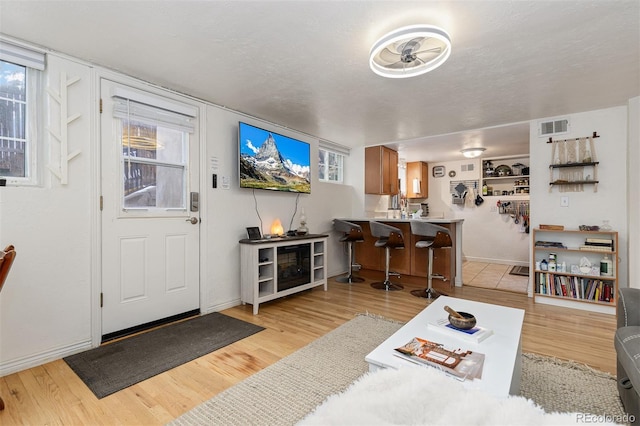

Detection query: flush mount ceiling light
(369, 24), (452, 78)
(461, 147), (486, 158)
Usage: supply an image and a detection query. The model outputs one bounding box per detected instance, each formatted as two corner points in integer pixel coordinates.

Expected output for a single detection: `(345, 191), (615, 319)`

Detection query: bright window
(0, 40), (44, 185)
(318, 148), (344, 183)
(0, 60), (31, 182)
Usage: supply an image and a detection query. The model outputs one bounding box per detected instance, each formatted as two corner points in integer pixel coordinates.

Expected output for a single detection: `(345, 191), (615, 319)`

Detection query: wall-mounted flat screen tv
(239, 122), (311, 193)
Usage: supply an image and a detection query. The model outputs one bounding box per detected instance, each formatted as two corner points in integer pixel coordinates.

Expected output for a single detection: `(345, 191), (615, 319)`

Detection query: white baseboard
(0, 341), (92, 377)
(201, 299), (242, 315)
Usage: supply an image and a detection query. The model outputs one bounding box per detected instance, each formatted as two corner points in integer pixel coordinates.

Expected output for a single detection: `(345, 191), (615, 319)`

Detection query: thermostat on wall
(432, 166), (445, 178)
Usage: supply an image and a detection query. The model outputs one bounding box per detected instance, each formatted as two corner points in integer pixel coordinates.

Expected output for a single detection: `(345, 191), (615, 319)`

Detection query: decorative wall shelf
(548, 133), (599, 193)
(46, 71), (82, 185)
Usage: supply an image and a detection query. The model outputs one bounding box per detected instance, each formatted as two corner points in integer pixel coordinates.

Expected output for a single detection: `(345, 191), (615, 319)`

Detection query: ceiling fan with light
(369, 25), (452, 79)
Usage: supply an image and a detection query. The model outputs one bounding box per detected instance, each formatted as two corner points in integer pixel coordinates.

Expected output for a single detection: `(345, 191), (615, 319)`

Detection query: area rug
(64, 312), (264, 399)
(299, 364), (612, 425)
(510, 265), (529, 276)
(170, 314), (625, 426)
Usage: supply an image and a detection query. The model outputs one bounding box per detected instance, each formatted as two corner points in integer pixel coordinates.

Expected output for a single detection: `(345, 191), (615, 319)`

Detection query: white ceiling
(1, 1), (638, 162)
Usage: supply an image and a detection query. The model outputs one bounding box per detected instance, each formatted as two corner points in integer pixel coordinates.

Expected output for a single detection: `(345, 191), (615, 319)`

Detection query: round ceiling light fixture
(461, 147), (486, 158)
(369, 24), (452, 78)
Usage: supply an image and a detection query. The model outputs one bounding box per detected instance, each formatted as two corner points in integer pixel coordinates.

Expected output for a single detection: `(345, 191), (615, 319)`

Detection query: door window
(121, 119), (187, 209)
(113, 95), (196, 212)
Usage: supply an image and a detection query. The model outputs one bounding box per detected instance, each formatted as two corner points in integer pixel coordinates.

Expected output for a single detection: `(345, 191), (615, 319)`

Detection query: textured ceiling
(0, 0), (638, 162)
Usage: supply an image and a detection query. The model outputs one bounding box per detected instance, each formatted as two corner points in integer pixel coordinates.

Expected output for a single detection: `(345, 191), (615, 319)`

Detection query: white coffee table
(365, 296), (525, 398)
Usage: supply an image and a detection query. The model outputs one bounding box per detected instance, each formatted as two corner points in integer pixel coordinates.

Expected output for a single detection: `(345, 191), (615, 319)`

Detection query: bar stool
(409, 220), (452, 299)
(333, 219), (365, 283)
(369, 221), (404, 291)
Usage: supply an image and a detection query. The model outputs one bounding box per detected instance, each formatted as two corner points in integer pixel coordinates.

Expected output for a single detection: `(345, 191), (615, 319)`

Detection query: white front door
(100, 79), (200, 337)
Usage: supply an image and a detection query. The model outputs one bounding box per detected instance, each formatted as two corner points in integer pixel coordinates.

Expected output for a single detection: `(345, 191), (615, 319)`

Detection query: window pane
(121, 119), (187, 209)
(0, 60), (27, 178)
(318, 149), (326, 180)
(328, 152), (343, 182)
(318, 148), (344, 183)
(0, 61), (26, 101)
(123, 161), (185, 208)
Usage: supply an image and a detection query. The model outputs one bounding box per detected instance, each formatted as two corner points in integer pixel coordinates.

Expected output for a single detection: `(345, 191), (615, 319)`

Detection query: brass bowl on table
(448, 311), (477, 330)
(444, 305), (477, 330)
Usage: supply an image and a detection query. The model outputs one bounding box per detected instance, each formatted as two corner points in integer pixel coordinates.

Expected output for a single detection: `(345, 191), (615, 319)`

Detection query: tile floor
(463, 261), (529, 294)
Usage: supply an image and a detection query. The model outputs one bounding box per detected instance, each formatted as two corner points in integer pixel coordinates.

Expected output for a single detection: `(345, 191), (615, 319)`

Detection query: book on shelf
(583, 239), (614, 251)
(579, 245), (613, 252)
(585, 238), (614, 244)
(539, 224), (564, 230)
(394, 337), (485, 381)
(534, 240), (567, 249)
(535, 272), (615, 303)
(427, 317), (494, 343)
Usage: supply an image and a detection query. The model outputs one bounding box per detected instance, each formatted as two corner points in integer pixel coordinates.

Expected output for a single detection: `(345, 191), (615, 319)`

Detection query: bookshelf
(532, 227), (618, 315)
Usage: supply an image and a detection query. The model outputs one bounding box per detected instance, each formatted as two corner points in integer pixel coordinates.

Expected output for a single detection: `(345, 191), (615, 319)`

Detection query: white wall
(530, 106), (630, 290)
(201, 105), (357, 312)
(0, 54), (95, 373)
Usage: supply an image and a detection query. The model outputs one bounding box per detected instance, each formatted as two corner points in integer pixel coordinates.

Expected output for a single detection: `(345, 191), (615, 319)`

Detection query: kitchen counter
(337, 218), (464, 286)
(346, 217), (463, 224)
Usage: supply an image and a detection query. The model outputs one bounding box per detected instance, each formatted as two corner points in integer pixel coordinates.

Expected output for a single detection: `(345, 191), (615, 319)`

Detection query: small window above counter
(481, 155), (529, 197)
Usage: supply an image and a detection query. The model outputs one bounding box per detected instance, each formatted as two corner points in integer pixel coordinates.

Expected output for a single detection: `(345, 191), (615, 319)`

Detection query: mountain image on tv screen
(239, 122), (311, 193)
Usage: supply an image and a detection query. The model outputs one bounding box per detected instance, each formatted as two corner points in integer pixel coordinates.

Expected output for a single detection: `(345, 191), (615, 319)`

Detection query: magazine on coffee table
(394, 337), (485, 381)
(427, 317), (494, 343)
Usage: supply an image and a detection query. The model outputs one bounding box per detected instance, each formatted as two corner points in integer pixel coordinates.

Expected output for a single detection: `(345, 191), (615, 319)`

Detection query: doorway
(99, 79), (201, 338)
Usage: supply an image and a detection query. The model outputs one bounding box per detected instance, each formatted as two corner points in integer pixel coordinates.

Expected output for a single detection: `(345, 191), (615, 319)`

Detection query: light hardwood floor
(0, 270), (617, 425)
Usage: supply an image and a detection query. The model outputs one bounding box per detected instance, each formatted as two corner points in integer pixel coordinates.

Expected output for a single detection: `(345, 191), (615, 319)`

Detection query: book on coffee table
(394, 337), (485, 381)
(427, 317), (494, 343)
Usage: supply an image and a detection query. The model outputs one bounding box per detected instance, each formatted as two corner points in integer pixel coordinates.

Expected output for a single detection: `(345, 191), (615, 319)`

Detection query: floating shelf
(550, 180), (599, 186)
(549, 162), (599, 169)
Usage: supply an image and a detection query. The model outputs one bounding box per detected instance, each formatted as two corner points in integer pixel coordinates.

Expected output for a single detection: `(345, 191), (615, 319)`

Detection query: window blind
(111, 85), (198, 133)
(113, 97), (196, 133)
(0, 39), (46, 70)
(319, 140), (350, 155)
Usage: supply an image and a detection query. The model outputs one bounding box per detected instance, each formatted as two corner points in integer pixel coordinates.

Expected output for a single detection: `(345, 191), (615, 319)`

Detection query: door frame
(90, 69), (207, 348)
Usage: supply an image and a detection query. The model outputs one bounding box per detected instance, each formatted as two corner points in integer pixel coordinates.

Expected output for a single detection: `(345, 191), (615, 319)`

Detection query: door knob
(186, 217), (199, 224)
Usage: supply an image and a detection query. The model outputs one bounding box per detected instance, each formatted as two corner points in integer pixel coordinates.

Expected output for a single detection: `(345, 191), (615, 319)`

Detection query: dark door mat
(509, 265), (530, 276)
(64, 312), (264, 399)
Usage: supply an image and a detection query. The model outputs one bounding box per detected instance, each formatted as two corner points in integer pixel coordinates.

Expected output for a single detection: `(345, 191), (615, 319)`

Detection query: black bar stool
(369, 221), (404, 291)
(409, 220), (452, 299)
(333, 219), (365, 283)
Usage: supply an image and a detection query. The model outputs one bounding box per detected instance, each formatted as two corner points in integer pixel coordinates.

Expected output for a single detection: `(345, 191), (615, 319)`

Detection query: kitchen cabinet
(532, 228), (617, 315)
(365, 146), (398, 195)
(481, 155), (529, 197)
(406, 161), (429, 199)
(352, 220), (454, 281)
(354, 221), (411, 275)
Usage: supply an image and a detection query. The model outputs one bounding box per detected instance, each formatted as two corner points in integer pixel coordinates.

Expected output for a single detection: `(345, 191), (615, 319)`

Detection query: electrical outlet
(560, 196), (569, 207)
